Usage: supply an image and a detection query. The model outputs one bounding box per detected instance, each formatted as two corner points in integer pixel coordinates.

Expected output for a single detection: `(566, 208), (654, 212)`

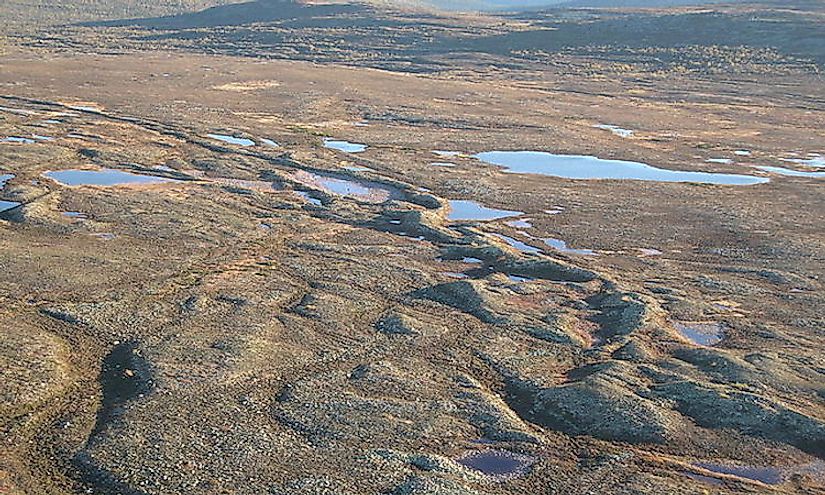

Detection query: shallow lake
(44, 169), (178, 186)
(474, 151), (768, 185)
(292, 170), (399, 203)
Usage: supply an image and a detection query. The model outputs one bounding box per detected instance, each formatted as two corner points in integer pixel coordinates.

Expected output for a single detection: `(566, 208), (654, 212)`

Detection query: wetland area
(0, 1), (824, 494)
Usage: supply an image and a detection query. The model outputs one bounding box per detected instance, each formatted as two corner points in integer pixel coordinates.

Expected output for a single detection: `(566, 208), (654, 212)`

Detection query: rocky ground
(0, 1), (824, 494)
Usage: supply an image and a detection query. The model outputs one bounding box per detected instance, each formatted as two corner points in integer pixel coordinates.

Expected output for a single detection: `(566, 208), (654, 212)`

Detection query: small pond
(674, 322), (724, 346)
(456, 449), (536, 481)
(207, 134), (255, 146)
(324, 138), (367, 153)
(447, 200), (523, 222)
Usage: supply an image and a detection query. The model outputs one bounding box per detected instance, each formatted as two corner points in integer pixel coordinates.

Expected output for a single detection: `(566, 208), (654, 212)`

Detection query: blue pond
(2, 136), (35, 144)
(783, 154), (824, 168)
(343, 165), (374, 172)
(207, 134), (255, 146)
(490, 233), (541, 254)
(295, 191), (323, 206)
(505, 219), (533, 229)
(693, 462), (783, 485)
(544, 237), (597, 256)
(457, 449), (535, 480)
(0, 200), (19, 212)
(448, 200), (523, 222)
(0, 173), (20, 212)
(756, 166), (825, 178)
(45, 169), (177, 186)
(594, 124), (633, 138)
(318, 176), (376, 197)
(474, 151), (768, 185)
(324, 138), (367, 153)
(433, 150), (461, 158)
(674, 322), (724, 346)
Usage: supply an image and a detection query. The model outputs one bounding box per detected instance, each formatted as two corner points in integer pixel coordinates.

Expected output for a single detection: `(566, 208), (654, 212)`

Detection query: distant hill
(0, 0), (238, 32)
(409, 0), (751, 10)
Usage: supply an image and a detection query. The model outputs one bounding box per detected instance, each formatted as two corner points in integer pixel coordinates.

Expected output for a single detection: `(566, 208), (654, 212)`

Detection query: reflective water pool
(0, 200), (19, 212)
(693, 462), (783, 485)
(755, 166), (825, 178)
(783, 154), (825, 168)
(504, 219), (533, 229)
(638, 248), (663, 257)
(543, 237), (597, 256)
(490, 233), (541, 254)
(207, 134), (255, 146)
(456, 449), (536, 481)
(324, 138), (367, 153)
(291, 170), (399, 203)
(295, 190), (323, 206)
(0, 106), (38, 116)
(342, 165), (374, 173)
(44, 169), (178, 186)
(433, 150), (461, 158)
(447, 200), (523, 222)
(2, 136), (35, 144)
(674, 322), (724, 346)
(594, 124), (633, 138)
(0, 173), (20, 212)
(474, 151), (768, 185)
(62, 211), (88, 220)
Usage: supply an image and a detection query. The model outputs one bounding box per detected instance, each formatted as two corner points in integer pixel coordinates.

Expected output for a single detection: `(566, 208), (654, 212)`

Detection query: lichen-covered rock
(269, 476), (358, 495)
(412, 280), (502, 324)
(531, 362), (682, 444)
(654, 379), (825, 456)
(587, 292), (649, 340)
(498, 258), (597, 283)
(392, 476), (482, 495)
(456, 389), (541, 444)
(376, 311), (423, 335)
(0, 319), (70, 416)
